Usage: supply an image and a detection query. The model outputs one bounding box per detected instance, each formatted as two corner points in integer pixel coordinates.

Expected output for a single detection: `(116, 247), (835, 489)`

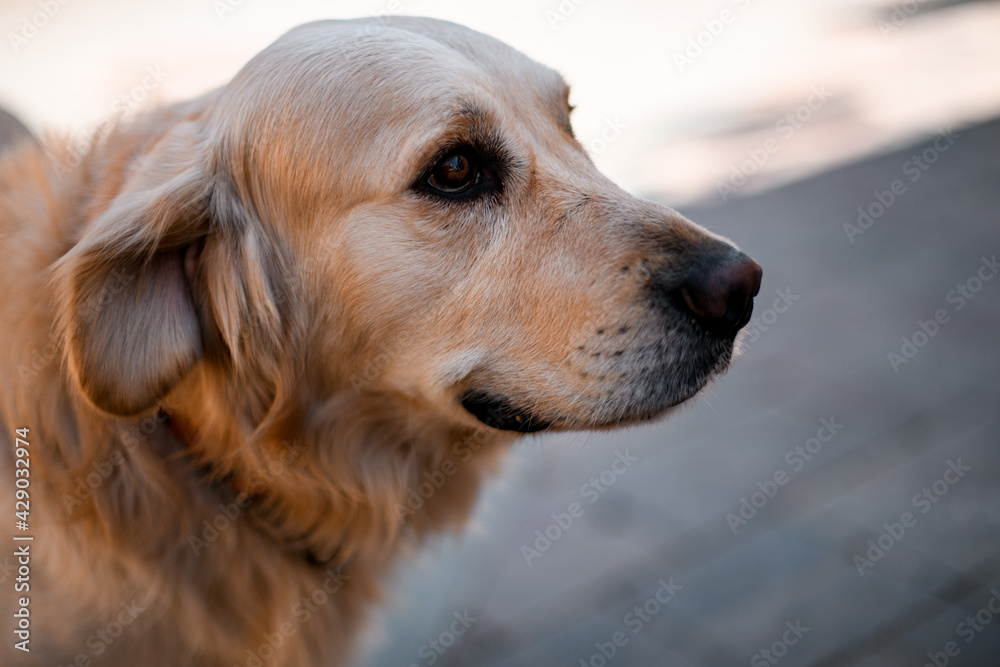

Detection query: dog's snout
(676, 250), (762, 338)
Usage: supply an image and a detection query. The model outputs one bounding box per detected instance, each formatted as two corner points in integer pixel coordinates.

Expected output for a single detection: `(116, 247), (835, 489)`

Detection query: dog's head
(59, 17), (760, 437)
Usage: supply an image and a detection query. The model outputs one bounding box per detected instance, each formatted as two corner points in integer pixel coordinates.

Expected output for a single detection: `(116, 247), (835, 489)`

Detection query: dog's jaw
(459, 389), (552, 432)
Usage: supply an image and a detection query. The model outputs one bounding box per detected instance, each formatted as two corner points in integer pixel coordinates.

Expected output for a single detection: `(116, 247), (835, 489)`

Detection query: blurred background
(3, 0), (998, 665)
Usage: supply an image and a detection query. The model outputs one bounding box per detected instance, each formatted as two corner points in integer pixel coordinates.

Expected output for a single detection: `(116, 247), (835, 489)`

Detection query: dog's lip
(458, 372), (711, 434)
(459, 390), (551, 433)
(575, 377), (711, 431)
(458, 332), (732, 434)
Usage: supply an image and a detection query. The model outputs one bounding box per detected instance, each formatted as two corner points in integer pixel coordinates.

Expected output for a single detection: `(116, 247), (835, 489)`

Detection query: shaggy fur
(0, 17), (759, 666)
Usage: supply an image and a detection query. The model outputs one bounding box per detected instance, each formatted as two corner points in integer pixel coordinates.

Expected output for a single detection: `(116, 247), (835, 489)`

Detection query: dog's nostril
(677, 252), (762, 338)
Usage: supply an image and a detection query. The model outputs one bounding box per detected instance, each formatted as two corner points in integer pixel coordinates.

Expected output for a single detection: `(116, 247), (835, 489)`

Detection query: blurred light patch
(1, 0), (998, 205)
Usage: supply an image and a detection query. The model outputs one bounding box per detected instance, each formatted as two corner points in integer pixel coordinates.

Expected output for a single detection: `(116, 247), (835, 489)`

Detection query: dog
(0, 16), (761, 666)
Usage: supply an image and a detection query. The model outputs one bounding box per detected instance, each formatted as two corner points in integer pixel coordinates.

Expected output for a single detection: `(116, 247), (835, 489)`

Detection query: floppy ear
(57, 123), (212, 416)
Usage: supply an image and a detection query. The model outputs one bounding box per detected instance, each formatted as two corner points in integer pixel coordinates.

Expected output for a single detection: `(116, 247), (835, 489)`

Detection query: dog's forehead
(211, 18), (576, 206)
(263, 17), (570, 116)
(291, 18), (560, 77)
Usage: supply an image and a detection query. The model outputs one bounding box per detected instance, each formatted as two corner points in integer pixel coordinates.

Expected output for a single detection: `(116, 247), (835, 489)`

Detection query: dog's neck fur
(163, 362), (512, 567)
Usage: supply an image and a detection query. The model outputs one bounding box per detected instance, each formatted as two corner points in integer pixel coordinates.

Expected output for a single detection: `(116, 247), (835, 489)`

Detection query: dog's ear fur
(57, 122), (213, 416)
(57, 119), (293, 418)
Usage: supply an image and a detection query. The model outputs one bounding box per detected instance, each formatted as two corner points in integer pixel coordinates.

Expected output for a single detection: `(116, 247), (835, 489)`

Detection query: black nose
(676, 250), (762, 338)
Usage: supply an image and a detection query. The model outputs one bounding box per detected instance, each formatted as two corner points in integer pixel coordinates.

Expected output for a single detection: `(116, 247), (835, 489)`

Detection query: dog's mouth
(459, 390), (552, 433)
(458, 333), (734, 434)
(459, 379), (710, 434)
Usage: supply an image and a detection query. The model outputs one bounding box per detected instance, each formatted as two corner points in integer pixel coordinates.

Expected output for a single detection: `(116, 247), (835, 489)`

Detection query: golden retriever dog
(0, 16), (761, 667)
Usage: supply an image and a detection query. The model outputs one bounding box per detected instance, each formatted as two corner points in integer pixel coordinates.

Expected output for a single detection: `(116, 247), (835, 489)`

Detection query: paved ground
(359, 117), (1000, 667)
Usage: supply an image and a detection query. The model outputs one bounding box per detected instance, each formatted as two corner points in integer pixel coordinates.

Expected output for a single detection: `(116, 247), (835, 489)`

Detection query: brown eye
(428, 148), (479, 193)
